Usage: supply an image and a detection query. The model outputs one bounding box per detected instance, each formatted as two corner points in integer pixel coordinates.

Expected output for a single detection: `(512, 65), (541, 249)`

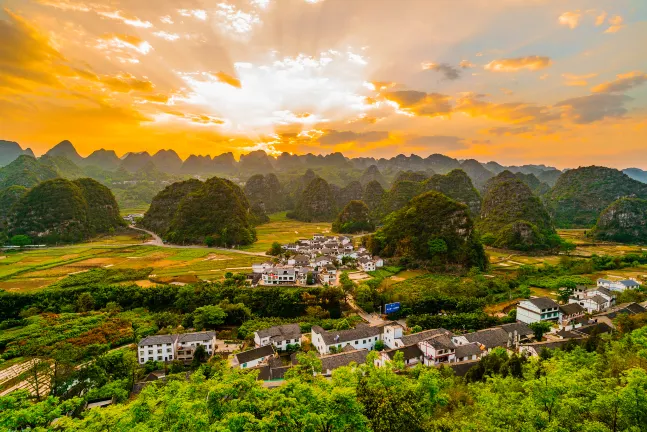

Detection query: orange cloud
(605, 15), (624, 33)
(559, 11), (581, 29)
(383, 91), (452, 118)
(212, 72), (242, 89)
(562, 73), (598, 87)
(485, 56), (552, 72)
(591, 71), (647, 93)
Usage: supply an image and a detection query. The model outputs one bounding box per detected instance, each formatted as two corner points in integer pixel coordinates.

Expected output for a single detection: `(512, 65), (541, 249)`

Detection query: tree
(428, 238), (448, 256)
(528, 321), (552, 340)
(76, 292), (95, 312)
(374, 340), (385, 351)
(191, 345), (208, 368)
(10, 234), (31, 247)
(557, 286), (575, 303)
(267, 241), (282, 256)
(204, 236), (216, 247)
(193, 305), (227, 330)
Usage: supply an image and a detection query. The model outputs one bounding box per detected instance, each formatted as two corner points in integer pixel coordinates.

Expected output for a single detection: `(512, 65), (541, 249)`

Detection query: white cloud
(160, 15), (174, 24)
(97, 10), (153, 28)
(559, 10), (581, 29)
(214, 3), (261, 36)
(153, 31), (180, 41)
(178, 9), (207, 21)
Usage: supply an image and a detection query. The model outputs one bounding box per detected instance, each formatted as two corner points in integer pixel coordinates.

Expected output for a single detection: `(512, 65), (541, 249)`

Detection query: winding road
(128, 225), (269, 257)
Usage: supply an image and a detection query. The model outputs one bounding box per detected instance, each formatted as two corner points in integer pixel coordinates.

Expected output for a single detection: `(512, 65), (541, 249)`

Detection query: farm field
(0, 244), (260, 293)
(241, 211), (333, 252)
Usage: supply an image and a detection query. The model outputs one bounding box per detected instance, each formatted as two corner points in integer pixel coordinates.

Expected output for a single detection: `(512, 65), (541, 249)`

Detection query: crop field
(241, 211), (333, 252)
(0, 243), (261, 293)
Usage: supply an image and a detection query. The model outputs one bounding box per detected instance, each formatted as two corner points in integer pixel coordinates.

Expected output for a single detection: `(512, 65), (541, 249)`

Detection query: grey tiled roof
(176, 331), (216, 343)
(498, 322), (534, 337)
(445, 360), (479, 377)
(138, 334), (176, 346)
(312, 323), (382, 345)
(320, 349), (368, 373)
(235, 345), (275, 364)
(455, 342), (482, 358)
(424, 334), (456, 350)
(256, 324), (301, 341)
(463, 328), (510, 349)
(383, 344), (423, 361)
(559, 303), (585, 316)
(400, 328), (452, 346)
(524, 297), (559, 310)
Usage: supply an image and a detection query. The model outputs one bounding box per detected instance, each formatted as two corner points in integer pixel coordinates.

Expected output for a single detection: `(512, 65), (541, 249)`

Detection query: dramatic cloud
(591, 72), (647, 93)
(454, 93), (558, 124)
(318, 130), (389, 146)
(559, 11), (581, 29)
(211, 72), (242, 89)
(485, 56), (552, 72)
(421, 62), (461, 80)
(384, 91), (452, 117)
(214, 3), (261, 36)
(556, 94), (631, 124)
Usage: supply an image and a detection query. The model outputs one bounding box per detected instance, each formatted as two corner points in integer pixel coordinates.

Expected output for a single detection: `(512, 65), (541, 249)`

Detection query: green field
(241, 211), (333, 252)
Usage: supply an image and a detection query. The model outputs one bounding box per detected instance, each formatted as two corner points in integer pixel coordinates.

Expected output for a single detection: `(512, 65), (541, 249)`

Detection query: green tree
(528, 321), (552, 340)
(191, 345), (208, 368)
(76, 292), (95, 312)
(204, 236), (216, 247)
(10, 234), (32, 247)
(193, 305), (227, 330)
(374, 340), (385, 351)
(428, 238), (448, 256)
(267, 241), (282, 256)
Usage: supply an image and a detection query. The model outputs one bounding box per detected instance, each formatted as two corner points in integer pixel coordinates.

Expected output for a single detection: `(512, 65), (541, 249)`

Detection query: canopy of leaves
(591, 198), (647, 244)
(333, 200), (375, 234)
(368, 191), (488, 270)
(288, 176), (338, 222)
(545, 166), (647, 228)
(422, 169), (482, 215)
(141, 179), (203, 235)
(0, 185), (27, 225)
(478, 171), (556, 250)
(244, 173), (286, 214)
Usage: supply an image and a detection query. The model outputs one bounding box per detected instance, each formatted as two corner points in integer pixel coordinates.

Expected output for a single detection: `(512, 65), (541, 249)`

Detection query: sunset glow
(1, 0), (646, 168)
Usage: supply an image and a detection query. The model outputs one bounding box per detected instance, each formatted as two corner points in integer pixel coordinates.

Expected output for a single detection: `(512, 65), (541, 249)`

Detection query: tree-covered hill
(362, 180), (386, 215)
(143, 177), (256, 246)
(0, 185), (27, 227)
(381, 180), (424, 217)
(513, 172), (551, 196)
(479, 171), (557, 250)
(141, 179), (204, 235)
(0, 155), (59, 189)
(359, 165), (387, 187)
(545, 166), (647, 228)
(44, 140), (83, 165)
(337, 180), (364, 209)
(394, 170), (428, 183)
(590, 198), (647, 244)
(244, 173), (286, 214)
(422, 169), (482, 216)
(0, 140), (34, 167)
(7, 177), (123, 243)
(368, 191), (487, 270)
(332, 200), (375, 233)
(82, 148), (121, 170)
(288, 177), (338, 222)
(460, 159), (494, 191)
(72, 178), (125, 235)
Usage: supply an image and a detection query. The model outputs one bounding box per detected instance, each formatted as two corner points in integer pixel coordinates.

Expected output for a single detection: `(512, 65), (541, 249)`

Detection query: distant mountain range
(0, 139), (583, 184)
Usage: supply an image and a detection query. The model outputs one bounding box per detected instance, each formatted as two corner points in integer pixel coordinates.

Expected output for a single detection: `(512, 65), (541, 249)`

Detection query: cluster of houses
(517, 278), (641, 326)
(250, 234), (384, 286)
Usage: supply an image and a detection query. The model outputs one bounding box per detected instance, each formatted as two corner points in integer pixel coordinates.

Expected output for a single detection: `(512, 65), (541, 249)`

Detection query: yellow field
(241, 212), (333, 252)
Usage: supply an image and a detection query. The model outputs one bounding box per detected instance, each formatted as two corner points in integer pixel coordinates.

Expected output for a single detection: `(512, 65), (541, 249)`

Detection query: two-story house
(175, 332), (217, 361)
(311, 323), (382, 354)
(138, 335), (176, 363)
(261, 266), (297, 285)
(569, 287), (616, 313)
(137, 331), (216, 364)
(516, 297), (561, 324)
(254, 324), (302, 350)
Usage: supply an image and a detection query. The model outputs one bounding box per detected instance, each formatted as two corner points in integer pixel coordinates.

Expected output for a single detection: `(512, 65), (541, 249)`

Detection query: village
(249, 233), (384, 287)
(135, 277), (647, 385)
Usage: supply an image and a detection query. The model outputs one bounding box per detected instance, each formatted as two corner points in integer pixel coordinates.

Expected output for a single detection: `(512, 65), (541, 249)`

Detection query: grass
(119, 206), (149, 217)
(241, 212), (332, 252)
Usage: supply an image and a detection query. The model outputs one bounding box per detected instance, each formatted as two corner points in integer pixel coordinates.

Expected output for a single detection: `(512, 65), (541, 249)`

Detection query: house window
(363, 340), (366, 344)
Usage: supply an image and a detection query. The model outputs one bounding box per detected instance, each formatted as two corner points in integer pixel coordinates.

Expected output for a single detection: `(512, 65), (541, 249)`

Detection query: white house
(138, 335), (176, 364)
(287, 254), (310, 266)
(314, 256), (334, 267)
(382, 324), (404, 349)
(597, 278), (640, 292)
(418, 333), (457, 366)
(569, 287), (616, 313)
(516, 297), (561, 324)
(138, 331), (217, 364)
(252, 262), (274, 274)
(373, 257), (384, 268)
(318, 268), (336, 285)
(311, 324), (382, 354)
(454, 342), (482, 362)
(254, 324), (301, 349)
(559, 303), (586, 325)
(318, 349), (369, 376)
(375, 345), (424, 368)
(261, 266), (297, 285)
(358, 257), (376, 272)
(232, 345), (276, 369)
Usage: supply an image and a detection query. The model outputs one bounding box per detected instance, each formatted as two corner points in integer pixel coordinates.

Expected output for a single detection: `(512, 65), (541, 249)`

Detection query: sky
(0, 0), (646, 169)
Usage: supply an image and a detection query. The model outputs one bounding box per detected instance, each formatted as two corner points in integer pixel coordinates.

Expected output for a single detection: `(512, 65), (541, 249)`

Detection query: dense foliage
(244, 173), (286, 215)
(591, 198), (647, 244)
(545, 166), (647, 228)
(143, 177), (257, 246)
(478, 171), (557, 251)
(288, 177), (338, 222)
(332, 200), (375, 233)
(368, 191), (488, 270)
(7, 178), (123, 244)
(422, 169), (482, 215)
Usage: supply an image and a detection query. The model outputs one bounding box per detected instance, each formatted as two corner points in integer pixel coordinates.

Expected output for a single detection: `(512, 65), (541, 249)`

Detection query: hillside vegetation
(368, 191), (487, 270)
(545, 166), (647, 228)
(332, 200), (375, 233)
(479, 171), (557, 250)
(288, 177), (337, 222)
(591, 198), (647, 244)
(8, 178), (123, 243)
(143, 177), (257, 246)
(423, 169), (482, 215)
